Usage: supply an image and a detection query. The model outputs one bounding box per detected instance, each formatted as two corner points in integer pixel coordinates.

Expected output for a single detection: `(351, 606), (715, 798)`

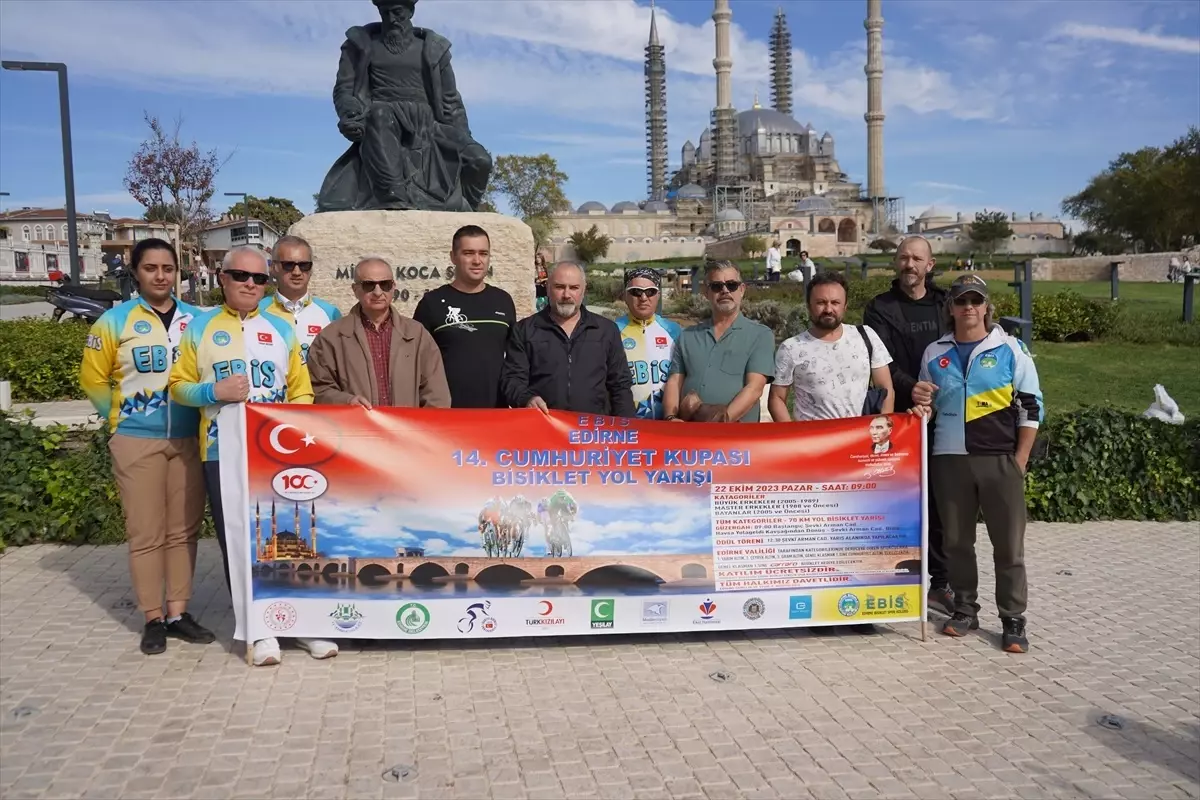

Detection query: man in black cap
(614, 267), (682, 420)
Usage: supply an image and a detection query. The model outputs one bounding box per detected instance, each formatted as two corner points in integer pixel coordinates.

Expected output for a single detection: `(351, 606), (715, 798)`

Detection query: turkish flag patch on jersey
(655, 336), (668, 347)
(938, 356), (951, 368)
(258, 332), (274, 344)
(308, 325), (323, 336)
(179, 322), (188, 332)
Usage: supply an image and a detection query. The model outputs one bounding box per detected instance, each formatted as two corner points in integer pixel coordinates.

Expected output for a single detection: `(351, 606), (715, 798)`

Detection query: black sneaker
(941, 611), (979, 637)
(1001, 617), (1029, 653)
(141, 619), (167, 655)
(928, 585), (955, 617)
(165, 612), (216, 644)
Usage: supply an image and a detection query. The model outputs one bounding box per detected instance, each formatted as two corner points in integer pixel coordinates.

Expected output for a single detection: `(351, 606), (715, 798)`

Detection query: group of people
(80, 227), (1042, 664)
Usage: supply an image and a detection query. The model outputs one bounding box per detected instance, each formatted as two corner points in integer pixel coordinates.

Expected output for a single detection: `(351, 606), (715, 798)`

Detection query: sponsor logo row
(262, 590), (915, 635)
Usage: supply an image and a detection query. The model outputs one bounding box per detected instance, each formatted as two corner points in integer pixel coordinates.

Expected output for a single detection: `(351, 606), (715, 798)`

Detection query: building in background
(199, 216), (280, 270)
(907, 208), (1071, 256)
(0, 207), (111, 282)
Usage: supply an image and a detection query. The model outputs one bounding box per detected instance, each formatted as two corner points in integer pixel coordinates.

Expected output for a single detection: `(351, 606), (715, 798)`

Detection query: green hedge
(0, 319), (90, 402)
(1, 408), (1194, 550)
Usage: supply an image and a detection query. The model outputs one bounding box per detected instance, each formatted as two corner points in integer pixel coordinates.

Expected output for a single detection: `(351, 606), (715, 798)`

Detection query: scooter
(48, 282), (123, 324)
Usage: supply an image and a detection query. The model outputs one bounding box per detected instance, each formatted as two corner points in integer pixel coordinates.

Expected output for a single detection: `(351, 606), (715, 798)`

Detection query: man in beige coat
(308, 257), (451, 409)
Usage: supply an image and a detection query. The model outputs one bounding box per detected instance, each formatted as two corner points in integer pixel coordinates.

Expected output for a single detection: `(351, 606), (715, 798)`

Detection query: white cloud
(1059, 23), (1200, 55)
(915, 181), (982, 194)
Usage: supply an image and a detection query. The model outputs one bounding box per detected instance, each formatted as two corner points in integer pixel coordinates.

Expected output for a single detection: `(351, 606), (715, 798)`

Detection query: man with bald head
(307, 257), (450, 409)
(863, 235), (952, 614)
(501, 261), (634, 416)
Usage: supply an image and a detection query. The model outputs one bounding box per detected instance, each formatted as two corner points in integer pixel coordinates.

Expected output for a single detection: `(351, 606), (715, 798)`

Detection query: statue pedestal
(289, 210), (536, 319)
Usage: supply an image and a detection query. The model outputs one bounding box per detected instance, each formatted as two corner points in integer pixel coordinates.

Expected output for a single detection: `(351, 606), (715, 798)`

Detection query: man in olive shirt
(663, 261), (775, 422)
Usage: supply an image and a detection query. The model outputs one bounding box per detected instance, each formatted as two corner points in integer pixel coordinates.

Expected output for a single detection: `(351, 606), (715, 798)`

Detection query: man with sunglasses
(912, 274), (1043, 654)
(308, 257), (450, 410)
(663, 261), (775, 423)
(614, 267), (680, 420)
(169, 246), (334, 667)
(259, 236), (343, 365)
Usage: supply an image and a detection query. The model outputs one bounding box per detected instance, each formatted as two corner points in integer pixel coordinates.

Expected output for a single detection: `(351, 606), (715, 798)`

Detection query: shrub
(665, 292), (711, 319)
(0, 319), (90, 402)
(741, 300), (809, 343)
(1027, 408), (1200, 522)
(584, 276), (624, 306)
(992, 290), (1117, 342)
(1103, 307), (1200, 347)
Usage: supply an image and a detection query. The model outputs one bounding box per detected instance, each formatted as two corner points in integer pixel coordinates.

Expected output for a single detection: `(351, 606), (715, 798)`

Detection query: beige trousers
(108, 434), (206, 614)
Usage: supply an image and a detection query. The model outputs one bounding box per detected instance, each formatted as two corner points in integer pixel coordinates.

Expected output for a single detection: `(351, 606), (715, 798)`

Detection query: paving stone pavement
(1, 521), (1197, 800)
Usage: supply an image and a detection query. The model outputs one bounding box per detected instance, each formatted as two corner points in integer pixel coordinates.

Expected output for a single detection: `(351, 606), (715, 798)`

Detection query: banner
(220, 406), (927, 642)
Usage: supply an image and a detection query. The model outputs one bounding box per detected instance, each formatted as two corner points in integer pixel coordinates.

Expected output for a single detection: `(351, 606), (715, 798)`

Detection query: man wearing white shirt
(765, 241), (782, 283)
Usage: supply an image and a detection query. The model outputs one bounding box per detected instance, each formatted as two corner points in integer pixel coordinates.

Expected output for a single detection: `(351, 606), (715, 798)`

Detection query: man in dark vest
(863, 236), (953, 617)
(316, 0), (492, 213)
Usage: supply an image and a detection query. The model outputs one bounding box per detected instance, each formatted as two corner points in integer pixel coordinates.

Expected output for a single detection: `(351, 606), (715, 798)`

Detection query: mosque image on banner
(239, 406), (925, 623)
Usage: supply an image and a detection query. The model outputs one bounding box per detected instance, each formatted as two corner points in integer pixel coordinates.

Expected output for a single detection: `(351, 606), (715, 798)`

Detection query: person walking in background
(765, 240), (782, 283)
(169, 245), (336, 667)
(663, 261), (774, 423)
(534, 251), (549, 312)
(79, 238), (214, 656)
(259, 235), (342, 365)
(769, 270), (893, 423)
(614, 267), (680, 419)
(863, 235), (953, 615)
(912, 274), (1044, 654)
(413, 225), (514, 407)
(310, 257), (451, 410)
(502, 261), (634, 416)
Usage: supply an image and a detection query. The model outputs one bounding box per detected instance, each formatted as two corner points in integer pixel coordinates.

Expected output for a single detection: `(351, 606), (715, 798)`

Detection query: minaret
(769, 7), (793, 117)
(255, 501), (262, 561)
(710, 0), (737, 188)
(269, 499), (277, 560)
(865, 0), (885, 199)
(644, 0), (668, 201)
(310, 502), (317, 556)
(293, 502), (300, 537)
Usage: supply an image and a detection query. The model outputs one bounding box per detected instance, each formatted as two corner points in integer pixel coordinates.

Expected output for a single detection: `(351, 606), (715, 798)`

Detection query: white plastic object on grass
(1143, 384), (1184, 425)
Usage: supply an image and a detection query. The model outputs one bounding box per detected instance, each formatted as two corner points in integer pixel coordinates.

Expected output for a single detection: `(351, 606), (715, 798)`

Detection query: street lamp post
(2, 61), (80, 283)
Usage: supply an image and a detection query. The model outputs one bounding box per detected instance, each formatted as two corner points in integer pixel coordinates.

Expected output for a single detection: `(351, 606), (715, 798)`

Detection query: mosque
(548, 0), (1069, 264)
(549, 0), (893, 264)
(255, 500), (320, 561)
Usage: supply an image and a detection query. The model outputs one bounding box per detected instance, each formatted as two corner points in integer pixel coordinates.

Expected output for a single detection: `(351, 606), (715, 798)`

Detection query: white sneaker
(295, 638), (339, 659)
(252, 637), (281, 666)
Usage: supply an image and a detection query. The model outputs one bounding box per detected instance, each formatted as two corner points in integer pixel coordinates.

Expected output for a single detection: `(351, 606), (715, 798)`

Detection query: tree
(485, 154), (571, 252)
(868, 238), (897, 253)
(568, 225), (612, 264)
(124, 113), (225, 247)
(968, 209), (1013, 258)
(740, 235), (768, 257)
(1072, 230), (1126, 256)
(226, 196), (304, 235)
(1063, 127), (1200, 251)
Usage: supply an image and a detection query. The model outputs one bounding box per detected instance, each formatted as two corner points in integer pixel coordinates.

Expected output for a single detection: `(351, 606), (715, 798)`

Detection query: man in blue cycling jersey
(614, 267), (681, 420)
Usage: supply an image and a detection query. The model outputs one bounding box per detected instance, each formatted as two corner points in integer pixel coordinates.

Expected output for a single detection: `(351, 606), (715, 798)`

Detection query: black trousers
(926, 428), (949, 589)
(202, 461), (232, 595)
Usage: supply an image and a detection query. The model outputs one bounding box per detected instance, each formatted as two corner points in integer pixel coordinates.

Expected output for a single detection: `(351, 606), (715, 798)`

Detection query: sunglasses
(224, 269), (269, 286)
(626, 287), (659, 299)
(953, 295), (986, 306)
(707, 280), (742, 293)
(278, 260), (313, 273)
(357, 279), (396, 293)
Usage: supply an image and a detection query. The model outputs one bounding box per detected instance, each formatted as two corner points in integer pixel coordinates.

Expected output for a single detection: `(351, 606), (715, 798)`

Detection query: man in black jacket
(502, 261), (635, 417)
(863, 236), (953, 616)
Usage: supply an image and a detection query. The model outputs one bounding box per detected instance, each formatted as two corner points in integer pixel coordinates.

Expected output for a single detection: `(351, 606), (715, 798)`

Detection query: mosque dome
(676, 183), (707, 199)
(791, 195), (835, 214)
(643, 200), (670, 212)
(737, 107), (806, 137)
(715, 208), (745, 221)
(577, 201), (607, 213)
(610, 201), (640, 213)
(918, 206), (950, 220)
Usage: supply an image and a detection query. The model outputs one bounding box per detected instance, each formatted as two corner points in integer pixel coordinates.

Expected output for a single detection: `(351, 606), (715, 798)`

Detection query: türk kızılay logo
(271, 467), (329, 502)
(396, 603), (430, 634)
(263, 601), (297, 632)
(742, 597), (765, 621)
(526, 600), (565, 627)
(330, 602), (364, 632)
(694, 598), (720, 625)
(837, 593), (861, 618)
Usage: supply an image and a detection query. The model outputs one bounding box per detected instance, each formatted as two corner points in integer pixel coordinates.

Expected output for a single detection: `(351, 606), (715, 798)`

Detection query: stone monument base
(288, 210), (535, 319)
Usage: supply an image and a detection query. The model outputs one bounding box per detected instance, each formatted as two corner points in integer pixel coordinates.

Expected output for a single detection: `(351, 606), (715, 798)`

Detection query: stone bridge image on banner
(262, 555), (714, 585)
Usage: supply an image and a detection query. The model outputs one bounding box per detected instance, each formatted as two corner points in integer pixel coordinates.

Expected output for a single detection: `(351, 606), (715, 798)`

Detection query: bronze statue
(316, 0), (492, 213)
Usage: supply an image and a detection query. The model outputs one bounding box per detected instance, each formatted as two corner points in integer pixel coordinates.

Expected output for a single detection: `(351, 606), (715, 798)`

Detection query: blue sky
(1, 0), (1197, 227)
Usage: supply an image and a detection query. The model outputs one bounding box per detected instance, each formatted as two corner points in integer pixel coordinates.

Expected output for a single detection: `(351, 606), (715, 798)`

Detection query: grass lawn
(1032, 342), (1199, 415)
